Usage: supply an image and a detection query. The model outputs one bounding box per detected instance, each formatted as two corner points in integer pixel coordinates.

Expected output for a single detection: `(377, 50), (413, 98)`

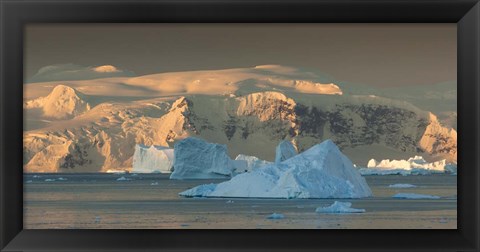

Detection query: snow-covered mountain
(23, 65), (457, 172)
(24, 85), (91, 119)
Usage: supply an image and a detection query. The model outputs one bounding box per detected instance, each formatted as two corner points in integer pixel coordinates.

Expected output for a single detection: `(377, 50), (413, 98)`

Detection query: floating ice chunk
(444, 163), (457, 175)
(180, 139), (372, 199)
(392, 193), (440, 199)
(57, 177), (68, 181)
(116, 176), (130, 181)
(170, 137), (234, 179)
(226, 200), (235, 204)
(274, 140), (297, 164)
(315, 201), (365, 213)
(267, 213), (284, 219)
(132, 144), (174, 173)
(150, 182), (159, 186)
(44, 178), (55, 182)
(388, 184), (417, 188)
(33, 175), (41, 178)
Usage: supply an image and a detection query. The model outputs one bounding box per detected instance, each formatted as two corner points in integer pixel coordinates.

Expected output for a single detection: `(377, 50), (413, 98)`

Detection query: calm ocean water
(24, 173), (457, 229)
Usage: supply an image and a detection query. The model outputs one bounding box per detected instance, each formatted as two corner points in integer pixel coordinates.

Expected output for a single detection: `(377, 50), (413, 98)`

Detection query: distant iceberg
(267, 213), (285, 219)
(392, 193), (440, 199)
(180, 140), (372, 199)
(315, 201), (365, 213)
(358, 156), (457, 175)
(388, 183), (416, 188)
(170, 137), (234, 179)
(132, 144), (174, 173)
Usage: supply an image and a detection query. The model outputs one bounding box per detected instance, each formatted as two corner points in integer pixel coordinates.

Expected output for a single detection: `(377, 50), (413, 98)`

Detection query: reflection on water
(24, 173), (457, 229)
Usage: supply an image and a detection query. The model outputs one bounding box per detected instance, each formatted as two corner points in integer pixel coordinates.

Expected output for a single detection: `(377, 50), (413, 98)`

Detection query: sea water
(23, 173), (457, 229)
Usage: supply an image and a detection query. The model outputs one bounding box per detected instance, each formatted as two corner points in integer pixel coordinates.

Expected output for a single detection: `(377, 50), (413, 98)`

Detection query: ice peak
(50, 84), (80, 96)
(92, 65), (120, 73)
(170, 97), (190, 112)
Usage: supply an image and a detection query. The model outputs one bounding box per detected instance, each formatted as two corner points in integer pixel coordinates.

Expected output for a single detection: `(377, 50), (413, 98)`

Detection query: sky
(25, 23), (456, 87)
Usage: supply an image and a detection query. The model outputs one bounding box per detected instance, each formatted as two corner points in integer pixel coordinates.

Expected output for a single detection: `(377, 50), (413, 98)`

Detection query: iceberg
(267, 213), (285, 219)
(233, 154), (272, 173)
(116, 176), (130, 181)
(274, 140), (297, 164)
(180, 139), (372, 198)
(170, 137), (234, 179)
(445, 163), (457, 175)
(132, 144), (174, 173)
(359, 156), (457, 175)
(388, 184), (416, 188)
(315, 201), (365, 213)
(392, 193), (440, 199)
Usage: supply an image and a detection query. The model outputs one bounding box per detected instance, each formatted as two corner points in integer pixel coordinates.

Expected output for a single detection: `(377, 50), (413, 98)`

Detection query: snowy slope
(23, 66), (457, 172)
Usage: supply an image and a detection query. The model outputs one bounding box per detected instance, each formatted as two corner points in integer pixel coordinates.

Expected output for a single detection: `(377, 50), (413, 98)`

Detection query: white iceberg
(392, 193), (440, 199)
(359, 156), (457, 175)
(180, 140), (372, 199)
(170, 137), (234, 179)
(116, 176), (130, 181)
(274, 140), (297, 164)
(233, 154), (272, 173)
(445, 163), (457, 175)
(267, 213), (285, 219)
(388, 183), (417, 188)
(315, 201), (365, 213)
(132, 144), (174, 173)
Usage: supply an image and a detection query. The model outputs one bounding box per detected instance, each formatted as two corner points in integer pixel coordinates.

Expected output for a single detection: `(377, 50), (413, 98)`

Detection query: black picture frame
(1, 0), (479, 251)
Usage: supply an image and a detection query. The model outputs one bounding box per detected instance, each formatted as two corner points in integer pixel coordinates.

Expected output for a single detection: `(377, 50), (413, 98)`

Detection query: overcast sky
(25, 23), (456, 87)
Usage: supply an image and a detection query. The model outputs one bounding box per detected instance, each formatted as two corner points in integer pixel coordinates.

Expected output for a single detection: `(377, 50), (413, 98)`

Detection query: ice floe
(315, 201), (365, 213)
(267, 213), (285, 219)
(388, 184), (417, 188)
(392, 193), (440, 199)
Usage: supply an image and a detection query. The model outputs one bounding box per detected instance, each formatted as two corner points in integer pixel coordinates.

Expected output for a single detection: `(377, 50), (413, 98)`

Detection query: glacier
(358, 156), (457, 175)
(274, 140), (297, 164)
(180, 139), (372, 199)
(132, 144), (174, 173)
(170, 137), (234, 179)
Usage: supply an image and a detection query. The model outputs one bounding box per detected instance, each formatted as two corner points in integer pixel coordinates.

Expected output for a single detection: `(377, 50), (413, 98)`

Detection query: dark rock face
(60, 144), (92, 169)
(295, 104), (327, 138)
(324, 104), (428, 151)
